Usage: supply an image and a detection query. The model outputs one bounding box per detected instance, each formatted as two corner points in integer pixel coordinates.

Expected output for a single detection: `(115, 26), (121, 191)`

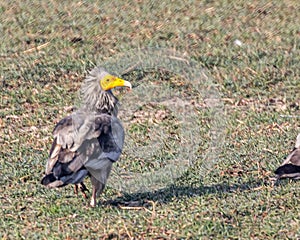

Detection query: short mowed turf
(1, 0), (300, 239)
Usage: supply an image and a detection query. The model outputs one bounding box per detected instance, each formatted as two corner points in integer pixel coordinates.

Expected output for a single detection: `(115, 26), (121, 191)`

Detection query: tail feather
(41, 174), (57, 186)
(60, 169), (89, 185)
(41, 169), (89, 187)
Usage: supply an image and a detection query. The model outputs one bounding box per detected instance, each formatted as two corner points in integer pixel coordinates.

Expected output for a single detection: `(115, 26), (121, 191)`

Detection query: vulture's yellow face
(100, 74), (132, 91)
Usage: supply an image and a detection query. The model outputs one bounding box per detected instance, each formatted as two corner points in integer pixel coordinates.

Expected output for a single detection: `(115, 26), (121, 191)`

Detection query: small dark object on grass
(71, 37), (83, 43)
(41, 67), (132, 207)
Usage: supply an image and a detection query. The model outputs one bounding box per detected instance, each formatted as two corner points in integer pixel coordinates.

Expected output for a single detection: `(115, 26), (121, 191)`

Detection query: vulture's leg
(74, 183), (88, 199)
(89, 160), (113, 207)
(90, 176), (105, 207)
(79, 182), (88, 198)
(74, 184), (78, 195)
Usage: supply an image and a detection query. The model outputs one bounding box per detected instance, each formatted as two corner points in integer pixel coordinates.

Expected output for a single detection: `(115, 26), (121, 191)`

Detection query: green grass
(1, 0), (300, 239)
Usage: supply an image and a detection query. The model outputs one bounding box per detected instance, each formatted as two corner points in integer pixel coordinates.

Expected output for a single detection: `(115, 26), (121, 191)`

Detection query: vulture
(274, 133), (300, 180)
(41, 67), (132, 207)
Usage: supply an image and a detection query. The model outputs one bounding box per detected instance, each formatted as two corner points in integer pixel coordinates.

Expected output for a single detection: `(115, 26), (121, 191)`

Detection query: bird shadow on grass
(103, 178), (274, 208)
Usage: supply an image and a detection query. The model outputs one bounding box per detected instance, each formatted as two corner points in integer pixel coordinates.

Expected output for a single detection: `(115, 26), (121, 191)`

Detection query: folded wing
(41, 111), (124, 187)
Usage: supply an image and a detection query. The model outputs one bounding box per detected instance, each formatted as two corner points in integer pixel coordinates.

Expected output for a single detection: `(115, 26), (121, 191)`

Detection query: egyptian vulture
(275, 133), (300, 180)
(41, 67), (132, 207)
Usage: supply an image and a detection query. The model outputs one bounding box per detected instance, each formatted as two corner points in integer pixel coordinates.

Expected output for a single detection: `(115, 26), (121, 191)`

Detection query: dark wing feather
(84, 116), (124, 183)
(41, 111), (123, 187)
(275, 143), (300, 180)
(274, 164), (300, 180)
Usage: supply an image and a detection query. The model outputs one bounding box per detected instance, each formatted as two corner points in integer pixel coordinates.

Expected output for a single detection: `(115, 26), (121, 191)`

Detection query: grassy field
(1, 0), (300, 239)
